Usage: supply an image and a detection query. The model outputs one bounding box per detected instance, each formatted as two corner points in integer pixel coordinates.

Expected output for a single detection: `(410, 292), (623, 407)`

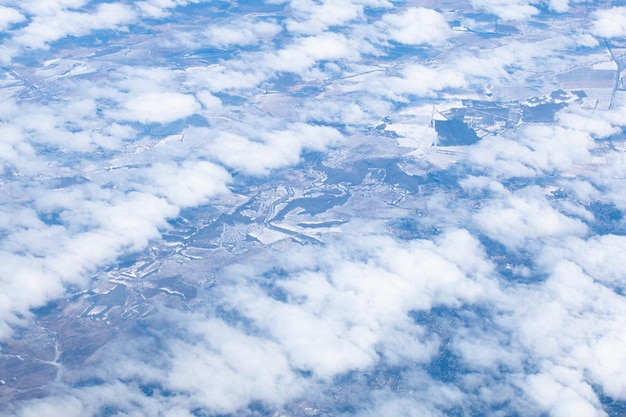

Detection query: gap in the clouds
(379, 43), (435, 62)
(234, 0), (286, 13)
(272, 191), (350, 221)
(164, 218), (201, 244)
(113, 252), (143, 270)
(51, 31), (120, 51)
(387, 216), (442, 241)
(266, 72), (318, 97)
(190, 408), (230, 417)
(30, 300), (63, 318)
(409, 305), (528, 414)
(528, 20), (553, 33)
(289, 84), (326, 99)
(247, 400), (273, 416)
(586, 201), (626, 235)
(602, 127), (626, 145)
(71, 377), (107, 389)
(321, 157), (428, 191)
(327, 370), (382, 414)
(259, 269), (297, 304)
(126, 119), (190, 139)
(475, 235), (547, 283)
(37, 210), (64, 226)
(173, 1), (251, 22)
(2, 18), (29, 33)
(498, 176), (546, 191)
(592, 384), (626, 417)
(45, 175), (91, 189)
(419, 169), (465, 194)
(177, 46), (257, 64)
(184, 0), (284, 19)
(410, 308), (463, 383)
(186, 114), (212, 128)
(30, 144), (114, 169)
(138, 380), (176, 399)
(187, 216), (241, 249)
(211, 92), (247, 106)
(425, 337), (462, 384)
(547, 180), (626, 236)
(213, 304), (257, 331)
(94, 405), (122, 417)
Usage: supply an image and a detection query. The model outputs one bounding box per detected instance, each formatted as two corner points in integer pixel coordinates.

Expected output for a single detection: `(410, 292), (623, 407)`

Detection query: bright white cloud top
(1, 1), (626, 416)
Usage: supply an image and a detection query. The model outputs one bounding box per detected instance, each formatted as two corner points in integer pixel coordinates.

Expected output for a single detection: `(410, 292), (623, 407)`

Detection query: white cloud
(0, 123), (34, 166)
(365, 64), (466, 100)
(135, 0), (208, 18)
(591, 7), (626, 38)
(453, 36), (574, 91)
(3, 1), (626, 416)
(575, 33), (600, 48)
(196, 90), (222, 110)
(204, 123), (344, 175)
(144, 160), (232, 206)
(473, 186), (588, 249)
(525, 370), (605, 417)
(540, 234), (626, 288)
(505, 260), (626, 407)
(0, 6), (25, 30)
(354, 394), (444, 417)
(467, 124), (594, 179)
(7, 0), (88, 15)
(557, 109), (620, 139)
(114, 92), (201, 124)
(214, 229), (496, 380)
(13, 3), (136, 49)
(185, 65), (267, 92)
(263, 32), (361, 74)
(284, 0), (364, 34)
(380, 7), (451, 46)
(202, 19), (282, 48)
(166, 318), (305, 413)
(471, 0), (540, 21)
(4, 227), (496, 413)
(549, 0), (570, 13)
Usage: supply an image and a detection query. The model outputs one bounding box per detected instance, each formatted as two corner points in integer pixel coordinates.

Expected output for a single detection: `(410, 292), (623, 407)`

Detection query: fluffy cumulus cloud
(473, 186), (588, 249)
(115, 92), (201, 124)
(548, 0), (570, 13)
(467, 124), (595, 178)
(0, 194), (169, 338)
(379, 7), (451, 46)
(362, 63), (466, 100)
(216, 230), (492, 376)
(591, 6), (626, 38)
(471, 0), (539, 20)
(8, 228), (495, 415)
(263, 32), (362, 74)
(13, 3), (136, 49)
(202, 19), (283, 48)
(164, 316), (306, 413)
(0, 6), (25, 30)
(203, 123), (344, 175)
(284, 0), (366, 34)
(135, 0), (207, 18)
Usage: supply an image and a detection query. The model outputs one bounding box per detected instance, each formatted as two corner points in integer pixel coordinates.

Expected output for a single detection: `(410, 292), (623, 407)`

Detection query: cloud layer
(2, 1), (626, 417)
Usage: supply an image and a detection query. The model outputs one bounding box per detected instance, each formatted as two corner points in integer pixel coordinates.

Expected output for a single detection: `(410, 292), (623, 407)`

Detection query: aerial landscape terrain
(1, 0), (626, 416)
